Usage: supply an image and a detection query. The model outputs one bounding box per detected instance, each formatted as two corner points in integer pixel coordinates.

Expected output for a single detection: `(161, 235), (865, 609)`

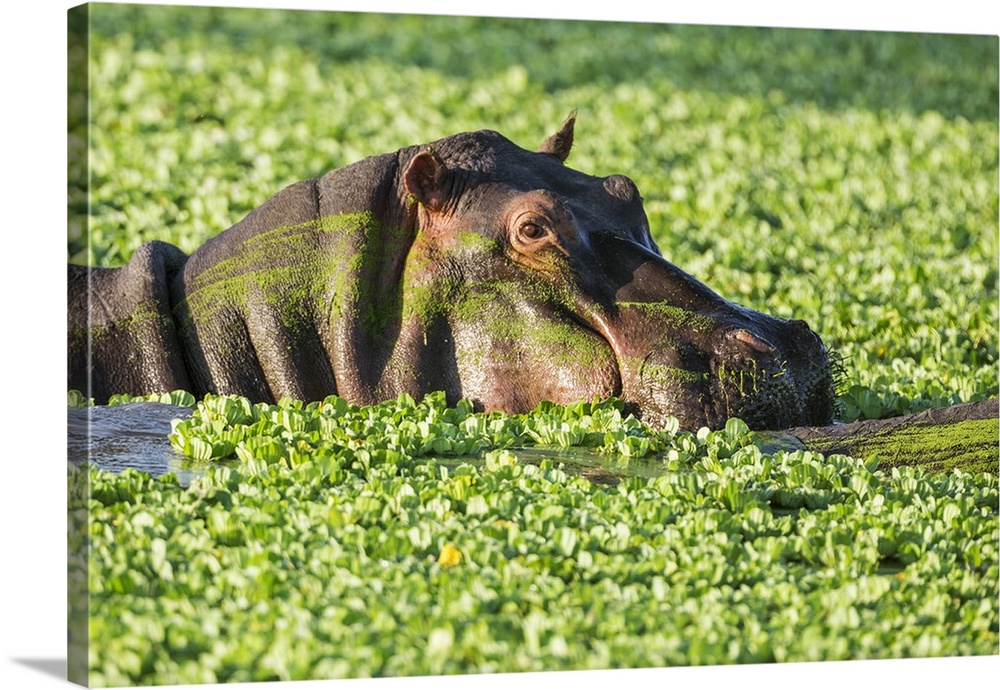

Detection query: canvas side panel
(67, 3), (90, 687)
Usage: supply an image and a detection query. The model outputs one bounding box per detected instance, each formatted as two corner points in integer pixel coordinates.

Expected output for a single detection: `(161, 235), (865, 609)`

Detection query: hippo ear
(403, 148), (451, 212)
(537, 112), (576, 163)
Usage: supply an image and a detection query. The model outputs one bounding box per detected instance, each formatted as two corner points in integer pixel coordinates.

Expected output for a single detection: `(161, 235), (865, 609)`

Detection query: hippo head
(383, 116), (836, 431)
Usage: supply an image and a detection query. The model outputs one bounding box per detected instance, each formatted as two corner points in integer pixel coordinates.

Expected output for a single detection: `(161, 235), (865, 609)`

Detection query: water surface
(66, 402), (689, 486)
(67, 402), (205, 485)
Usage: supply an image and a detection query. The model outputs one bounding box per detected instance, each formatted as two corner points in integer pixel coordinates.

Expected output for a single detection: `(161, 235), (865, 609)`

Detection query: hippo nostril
(731, 329), (776, 354)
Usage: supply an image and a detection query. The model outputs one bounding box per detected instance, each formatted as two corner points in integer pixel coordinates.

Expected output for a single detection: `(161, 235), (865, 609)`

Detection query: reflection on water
(438, 446), (675, 486)
(67, 402), (205, 486)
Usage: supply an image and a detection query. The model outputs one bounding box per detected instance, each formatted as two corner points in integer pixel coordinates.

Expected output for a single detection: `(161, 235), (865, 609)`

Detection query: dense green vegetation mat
(76, 393), (999, 684)
(70, 4), (999, 685)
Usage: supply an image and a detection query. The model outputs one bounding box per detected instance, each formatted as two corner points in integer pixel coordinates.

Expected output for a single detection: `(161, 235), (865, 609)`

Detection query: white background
(2, 1), (998, 689)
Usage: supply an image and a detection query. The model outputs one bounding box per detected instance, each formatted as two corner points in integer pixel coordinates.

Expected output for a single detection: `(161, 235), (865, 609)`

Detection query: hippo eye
(519, 222), (546, 241)
(509, 207), (569, 264)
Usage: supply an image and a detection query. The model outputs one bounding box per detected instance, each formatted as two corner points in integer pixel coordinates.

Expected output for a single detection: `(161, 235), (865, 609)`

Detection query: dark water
(465, 447), (681, 485)
(67, 402), (205, 485)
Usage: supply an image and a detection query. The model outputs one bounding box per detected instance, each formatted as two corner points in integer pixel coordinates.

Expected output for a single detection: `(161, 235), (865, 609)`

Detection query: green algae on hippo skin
(639, 360), (711, 387)
(453, 229), (502, 254)
(523, 317), (614, 370)
(71, 299), (173, 344)
(616, 301), (719, 334)
(395, 229), (505, 329)
(181, 212), (382, 329)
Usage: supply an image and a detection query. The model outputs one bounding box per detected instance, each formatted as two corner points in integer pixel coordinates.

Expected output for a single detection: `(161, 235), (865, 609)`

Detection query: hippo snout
(622, 314), (834, 431)
(704, 319), (835, 430)
(589, 234), (837, 431)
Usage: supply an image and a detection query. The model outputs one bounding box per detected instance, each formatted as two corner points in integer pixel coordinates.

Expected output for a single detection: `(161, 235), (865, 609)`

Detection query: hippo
(68, 116), (836, 431)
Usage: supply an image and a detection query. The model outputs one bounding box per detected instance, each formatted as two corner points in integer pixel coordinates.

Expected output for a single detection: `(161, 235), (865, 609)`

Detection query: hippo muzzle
(579, 235), (836, 430)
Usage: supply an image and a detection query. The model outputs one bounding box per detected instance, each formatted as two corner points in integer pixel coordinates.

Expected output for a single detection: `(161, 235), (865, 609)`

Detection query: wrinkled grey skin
(68, 117), (835, 430)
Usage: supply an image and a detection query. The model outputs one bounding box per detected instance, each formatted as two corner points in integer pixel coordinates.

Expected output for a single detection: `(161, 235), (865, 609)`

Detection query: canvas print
(67, 2), (999, 687)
